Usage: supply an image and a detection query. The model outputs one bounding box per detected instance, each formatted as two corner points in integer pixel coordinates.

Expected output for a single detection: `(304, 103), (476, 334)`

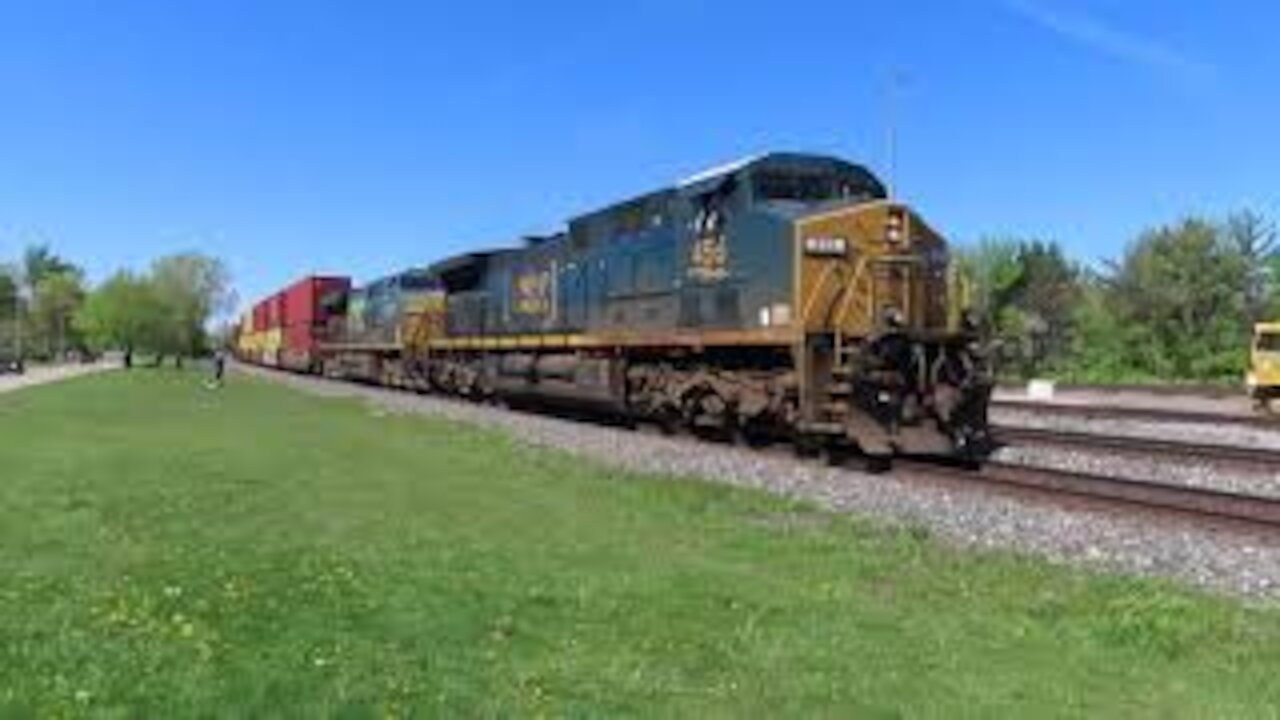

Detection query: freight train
(236, 153), (993, 461)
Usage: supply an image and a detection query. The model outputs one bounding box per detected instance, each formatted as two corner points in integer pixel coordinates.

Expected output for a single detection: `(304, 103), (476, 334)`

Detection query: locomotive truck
(238, 152), (993, 461)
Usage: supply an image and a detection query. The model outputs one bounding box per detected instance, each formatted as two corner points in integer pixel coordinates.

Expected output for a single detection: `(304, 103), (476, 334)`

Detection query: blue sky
(0, 0), (1275, 309)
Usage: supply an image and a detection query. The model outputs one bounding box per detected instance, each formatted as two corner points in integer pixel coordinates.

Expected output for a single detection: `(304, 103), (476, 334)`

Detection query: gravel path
(239, 365), (1280, 601)
(0, 361), (120, 396)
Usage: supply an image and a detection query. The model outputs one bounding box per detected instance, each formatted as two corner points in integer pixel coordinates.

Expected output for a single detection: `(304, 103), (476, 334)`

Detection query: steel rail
(996, 383), (1239, 399)
(901, 459), (1280, 529)
(992, 398), (1274, 429)
(994, 425), (1280, 470)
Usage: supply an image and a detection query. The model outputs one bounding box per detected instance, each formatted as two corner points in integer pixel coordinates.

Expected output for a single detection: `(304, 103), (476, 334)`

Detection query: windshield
(1257, 333), (1280, 352)
(399, 272), (440, 291)
(753, 170), (884, 205)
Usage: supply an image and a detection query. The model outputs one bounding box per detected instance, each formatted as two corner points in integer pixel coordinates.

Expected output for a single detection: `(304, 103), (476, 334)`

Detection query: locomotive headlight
(882, 306), (905, 329)
(886, 209), (906, 244)
(804, 236), (847, 256)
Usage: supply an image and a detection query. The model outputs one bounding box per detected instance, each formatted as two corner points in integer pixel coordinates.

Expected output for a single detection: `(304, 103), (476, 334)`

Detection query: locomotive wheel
(656, 412), (683, 436)
(733, 422), (773, 449)
(820, 444), (848, 467)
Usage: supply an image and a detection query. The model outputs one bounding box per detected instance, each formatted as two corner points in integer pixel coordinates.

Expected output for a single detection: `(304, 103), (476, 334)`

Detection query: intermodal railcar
(237, 152), (993, 461)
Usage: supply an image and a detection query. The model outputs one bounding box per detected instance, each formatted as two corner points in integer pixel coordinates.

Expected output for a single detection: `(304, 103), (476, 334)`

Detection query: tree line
(958, 209), (1279, 383)
(1, 246), (232, 368)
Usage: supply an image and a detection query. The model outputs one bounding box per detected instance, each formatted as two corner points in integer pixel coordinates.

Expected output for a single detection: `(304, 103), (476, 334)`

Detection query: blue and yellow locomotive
(310, 152), (992, 461)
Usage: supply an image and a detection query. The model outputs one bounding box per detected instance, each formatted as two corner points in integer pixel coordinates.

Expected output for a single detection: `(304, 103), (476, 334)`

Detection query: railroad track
(996, 383), (1240, 399)
(992, 398), (1274, 429)
(994, 425), (1280, 470)
(657, 419), (1280, 529)
(902, 459), (1280, 529)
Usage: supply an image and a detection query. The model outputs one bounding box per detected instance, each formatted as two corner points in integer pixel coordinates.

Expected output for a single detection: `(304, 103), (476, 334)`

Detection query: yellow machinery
(1248, 322), (1280, 409)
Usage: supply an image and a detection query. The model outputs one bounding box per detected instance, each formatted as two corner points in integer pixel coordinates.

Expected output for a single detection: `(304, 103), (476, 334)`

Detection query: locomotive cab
(661, 153), (992, 459)
(743, 157), (991, 458)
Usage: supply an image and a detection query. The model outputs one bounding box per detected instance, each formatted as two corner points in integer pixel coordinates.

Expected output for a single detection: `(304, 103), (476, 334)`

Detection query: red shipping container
(282, 276), (351, 352)
(266, 293), (285, 329)
(278, 293), (287, 328)
(252, 301), (269, 332)
(283, 275), (351, 330)
(274, 276), (352, 371)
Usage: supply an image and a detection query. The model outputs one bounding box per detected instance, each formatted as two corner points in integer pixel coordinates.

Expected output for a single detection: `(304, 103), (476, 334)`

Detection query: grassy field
(1, 370), (1279, 717)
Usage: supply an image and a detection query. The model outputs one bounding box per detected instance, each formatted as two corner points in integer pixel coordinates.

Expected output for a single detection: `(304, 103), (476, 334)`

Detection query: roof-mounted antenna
(884, 68), (909, 200)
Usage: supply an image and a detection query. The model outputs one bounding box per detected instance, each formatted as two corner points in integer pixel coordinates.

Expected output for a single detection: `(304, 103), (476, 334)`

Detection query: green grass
(1, 371), (1279, 717)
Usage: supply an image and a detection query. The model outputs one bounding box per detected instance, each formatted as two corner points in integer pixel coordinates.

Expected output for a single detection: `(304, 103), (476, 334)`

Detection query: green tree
(0, 264), (20, 359)
(74, 271), (164, 368)
(956, 237), (1079, 378)
(30, 269), (86, 359)
(1004, 241), (1080, 376)
(0, 266), (16, 308)
(955, 237), (1023, 326)
(1063, 273), (1139, 382)
(1225, 210), (1278, 327)
(21, 245), (77, 296)
(7, 245), (85, 360)
(150, 253), (233, 365)
(1106, 217), (1248, 379)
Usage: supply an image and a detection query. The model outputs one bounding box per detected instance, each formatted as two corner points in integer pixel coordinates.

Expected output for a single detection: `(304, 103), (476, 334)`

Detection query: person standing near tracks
(208, 349), (227, 389)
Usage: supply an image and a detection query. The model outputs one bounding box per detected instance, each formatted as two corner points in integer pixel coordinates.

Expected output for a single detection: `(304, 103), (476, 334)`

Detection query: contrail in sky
(1002, 0), (1213, 83)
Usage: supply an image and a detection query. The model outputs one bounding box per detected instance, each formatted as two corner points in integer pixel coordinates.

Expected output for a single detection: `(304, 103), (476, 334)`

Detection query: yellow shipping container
(260, 328), (283, 366)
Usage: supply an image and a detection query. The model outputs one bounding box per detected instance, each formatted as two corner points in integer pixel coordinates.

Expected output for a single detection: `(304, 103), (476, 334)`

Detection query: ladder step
(826, 382), (854, 396)
(820, 401), (850, 416)
(800, 421), (844, 435)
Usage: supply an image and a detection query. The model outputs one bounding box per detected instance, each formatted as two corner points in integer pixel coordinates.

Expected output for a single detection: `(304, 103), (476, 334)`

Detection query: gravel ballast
(240, 365), (1280, 600)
